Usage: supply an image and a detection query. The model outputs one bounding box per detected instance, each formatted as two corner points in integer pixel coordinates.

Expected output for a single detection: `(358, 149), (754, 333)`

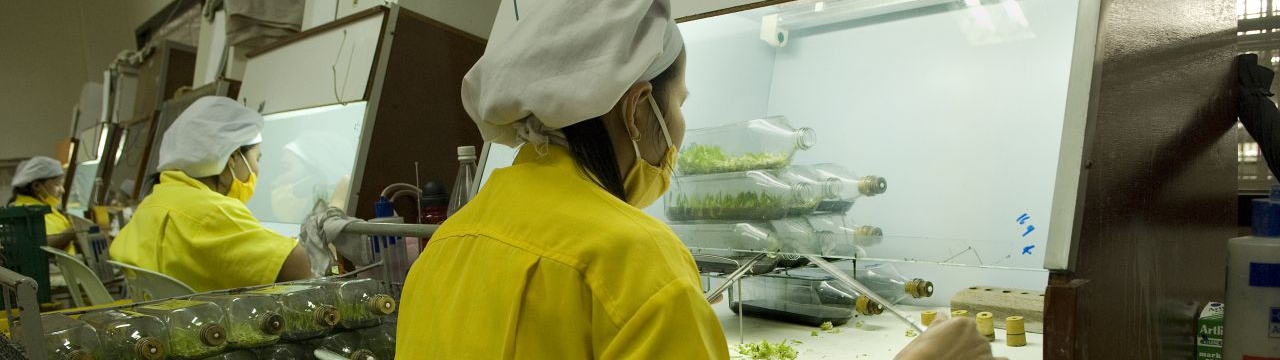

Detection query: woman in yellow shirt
(110, 96), (313, 292)
(398, 0), (999, 358)
(8, 156), (75, 252)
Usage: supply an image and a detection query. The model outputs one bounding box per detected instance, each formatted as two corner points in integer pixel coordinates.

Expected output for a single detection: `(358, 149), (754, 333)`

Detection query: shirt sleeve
(600, 278), (730, 360)
(191, 203), (298, 290)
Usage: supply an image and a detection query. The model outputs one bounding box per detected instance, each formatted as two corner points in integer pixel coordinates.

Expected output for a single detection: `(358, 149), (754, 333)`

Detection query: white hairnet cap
(461, 0), (684, 147)
(11, 156), (64, 188)
(157, 96), (264, 178)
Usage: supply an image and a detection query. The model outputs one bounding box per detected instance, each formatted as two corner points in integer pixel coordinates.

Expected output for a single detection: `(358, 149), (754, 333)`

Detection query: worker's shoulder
(138, 182), (244, 223)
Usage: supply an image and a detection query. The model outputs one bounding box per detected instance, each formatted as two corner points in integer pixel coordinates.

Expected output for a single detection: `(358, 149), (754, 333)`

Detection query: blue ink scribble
(1017, 213), (1030, 225)
(1022, 225), (1035, 237)
(1022, 245), (1035, 255)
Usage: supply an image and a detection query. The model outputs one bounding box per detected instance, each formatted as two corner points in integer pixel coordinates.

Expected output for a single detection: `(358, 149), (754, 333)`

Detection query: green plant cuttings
(733, 340), (801, 360)
(678, 144), (789, 175)
(167, 328), (219, 359)
(669, 192), (789, 221)
(818, 321), (833, 331)
(228, 323), (276, 348)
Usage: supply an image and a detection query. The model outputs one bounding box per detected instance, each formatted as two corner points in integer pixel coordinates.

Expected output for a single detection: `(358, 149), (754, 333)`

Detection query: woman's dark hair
(6, 183), (37, 205)
(562, 52), (685, 202)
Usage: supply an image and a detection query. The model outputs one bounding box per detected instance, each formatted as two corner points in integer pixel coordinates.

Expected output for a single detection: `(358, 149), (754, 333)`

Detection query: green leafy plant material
(732, 340), (800, 360)
(678, 145), (789, 175)
(669, 191), (789, 221)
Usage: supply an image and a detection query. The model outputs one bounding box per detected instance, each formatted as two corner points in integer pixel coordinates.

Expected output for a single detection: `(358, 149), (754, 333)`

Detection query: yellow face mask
(226, 152), (258, 204)
(622, 96), (678, 209)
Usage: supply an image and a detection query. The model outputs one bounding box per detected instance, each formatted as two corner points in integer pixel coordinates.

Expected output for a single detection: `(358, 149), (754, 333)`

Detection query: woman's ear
(621, 82), (654, 141)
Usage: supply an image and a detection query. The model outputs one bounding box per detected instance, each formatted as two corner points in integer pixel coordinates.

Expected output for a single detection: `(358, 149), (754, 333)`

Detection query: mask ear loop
(633, 95), (676, 160)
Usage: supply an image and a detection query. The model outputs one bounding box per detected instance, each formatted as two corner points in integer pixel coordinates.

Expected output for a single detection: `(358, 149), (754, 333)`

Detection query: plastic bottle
(357, 321), (396, 360)
(79, 309), (168, 360)
(133, 299), (228, 359)
(418, 181), (449, 225)
(677, 116), (817, 176)
(777, 164), (887, 214)
(1225, 185), (1280, 359)
(447, 146), (477, 217)
(371, 198), (408, 296)
(245, 285), (339, 341)
(191, 293), (285, 348)
(14, 314), (101, 360)
(853, 262), (934, 304)
(314, 331), (376, 360)
(665, 170), (819, 221)
(253, 343), (314, 360)
(306, 278), (397, 329)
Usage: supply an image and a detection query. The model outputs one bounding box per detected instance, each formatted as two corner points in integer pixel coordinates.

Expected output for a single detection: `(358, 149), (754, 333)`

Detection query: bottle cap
(317, 305), (341, 327)
(1005, 315), (1026, 334)
(136, 337), (165, 360)
(201, 324), (227, 346)
(952, 309), (969, 318)
(1256, 184), (1280, 236)
(420, 181), (449, 207)
(859, 176), (888, 196)
(374, 196), (395, 218)
(906, 279), (934, 298)
(261, 313), (285, 335)
(921, 310), (938, 326)
(457, 146), (477, 160)
(855, 296), (884, 315)
(369, 294), (398, 315)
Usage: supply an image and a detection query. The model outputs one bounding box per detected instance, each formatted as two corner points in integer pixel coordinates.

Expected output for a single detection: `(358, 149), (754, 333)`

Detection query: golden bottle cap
(317, 305), (341, 327)
(200, 324), (227, 347)
(859, 176), (888, 196)
(1006, 315), (1026, 334)
(921, 310), (938, 326)
(260, 312), (285, 336)
(855, 296), (884, 315)
(369, 294), (398, 315)
(135, 337), (166, 360)
(905, 279), (934, 298)
(951, 309), (969, 318)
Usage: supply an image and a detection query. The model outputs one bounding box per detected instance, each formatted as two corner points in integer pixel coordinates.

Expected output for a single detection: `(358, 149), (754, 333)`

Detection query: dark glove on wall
(1238, 53), (1280, 178)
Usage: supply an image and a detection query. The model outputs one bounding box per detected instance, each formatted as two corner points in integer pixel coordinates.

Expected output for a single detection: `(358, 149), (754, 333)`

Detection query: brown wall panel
(355, 9), (485, 220)
(1046, 0), (1237, 358)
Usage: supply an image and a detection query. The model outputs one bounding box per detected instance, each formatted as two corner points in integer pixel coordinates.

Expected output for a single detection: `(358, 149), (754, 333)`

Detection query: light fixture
(760, 0), (953, 47)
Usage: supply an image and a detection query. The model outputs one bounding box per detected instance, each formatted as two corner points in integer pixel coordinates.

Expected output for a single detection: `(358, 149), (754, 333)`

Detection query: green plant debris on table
(733, 340), (800, 360)
(679, 145), (789, 175)
(854, 320), (866, 328)
(810, 330), (818, 337)
(818, 322), (833, 331)
(669, 192), (789, 221)
(905, 329), (919, 338)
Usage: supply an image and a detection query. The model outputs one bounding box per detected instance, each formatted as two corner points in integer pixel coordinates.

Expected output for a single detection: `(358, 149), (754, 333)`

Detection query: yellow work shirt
(13, 194), (74, 254)
(110, 171), (297, 292)
(397, 146), (729, 360)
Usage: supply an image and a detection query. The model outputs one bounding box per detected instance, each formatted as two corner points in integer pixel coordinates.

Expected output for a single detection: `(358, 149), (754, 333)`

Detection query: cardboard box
(1198, 302), (1224, 360)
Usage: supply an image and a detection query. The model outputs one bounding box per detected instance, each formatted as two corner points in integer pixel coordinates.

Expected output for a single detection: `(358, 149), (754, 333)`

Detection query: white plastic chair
(41, 246), (113, 307)
(108, 260), (196, 301)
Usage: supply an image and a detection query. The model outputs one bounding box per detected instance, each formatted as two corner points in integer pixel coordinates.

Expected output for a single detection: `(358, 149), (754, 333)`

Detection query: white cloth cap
(157, 96), (264, 178)
(12, 156), (64, 188)
(461, 0), (684, 147)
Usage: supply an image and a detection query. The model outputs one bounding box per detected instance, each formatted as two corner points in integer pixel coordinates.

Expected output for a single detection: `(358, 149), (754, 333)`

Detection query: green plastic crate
(0, 206), (51, 303)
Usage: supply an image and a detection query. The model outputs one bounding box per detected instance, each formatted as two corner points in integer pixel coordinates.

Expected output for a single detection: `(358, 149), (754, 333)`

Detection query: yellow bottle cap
(921, 310), (938, 326)
(951, 309), (969, 318)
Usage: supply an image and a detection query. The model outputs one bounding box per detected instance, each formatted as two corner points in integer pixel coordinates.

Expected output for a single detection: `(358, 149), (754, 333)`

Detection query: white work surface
(714, 302), (1043, 359)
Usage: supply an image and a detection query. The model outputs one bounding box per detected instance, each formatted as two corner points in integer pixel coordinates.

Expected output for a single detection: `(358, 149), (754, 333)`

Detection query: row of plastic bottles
(666, 164), (887, 221)
(731, 262), (935, 326)
(19, 278), (396, 360)
(669, 214), (883, 262)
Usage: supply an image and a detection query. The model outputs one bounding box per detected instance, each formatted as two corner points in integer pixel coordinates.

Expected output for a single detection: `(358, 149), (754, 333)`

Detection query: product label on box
(1251, 263), (1280, 287)
(1198, 302), (1225, 360)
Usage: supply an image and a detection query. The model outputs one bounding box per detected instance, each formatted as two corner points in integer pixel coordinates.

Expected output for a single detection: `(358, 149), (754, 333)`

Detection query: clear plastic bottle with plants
(677, 116), (816, 176)
(79, 309), (167, 360)
(357, 321), (396, 360)
(192, 293), (285, 348)
(305, 278), (397, 329)
(134, 299), (228, 359)
(777, 164), (887, 214)
(805, 214), (883, 257)
(666, 171), (819, 221)
(245, 284), (340, 341)
(312, 331), (376, 360)
(13, 314), (102, 360)
(852, 262), (934, 304)
(252, 343), (314, 360)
